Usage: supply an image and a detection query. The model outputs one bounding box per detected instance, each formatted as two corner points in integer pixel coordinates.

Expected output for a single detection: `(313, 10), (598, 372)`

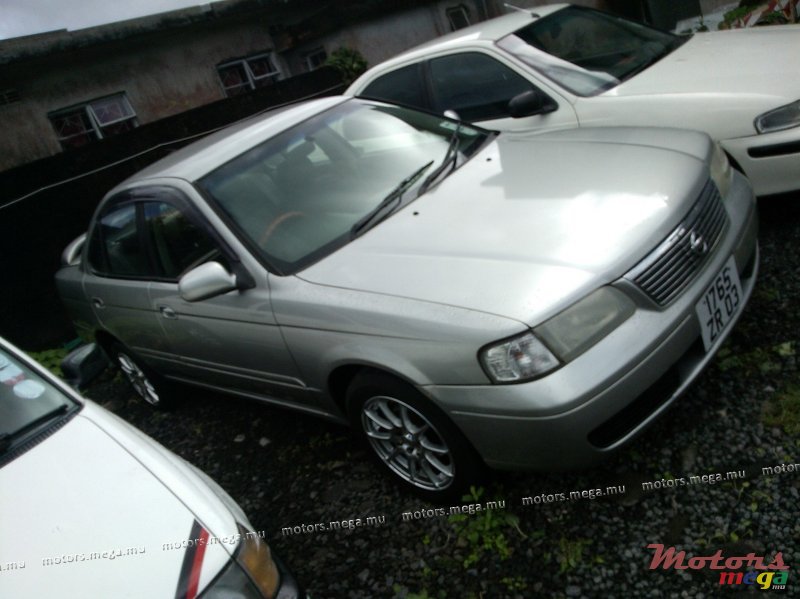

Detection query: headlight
(204, 525), (280, 598)
(535, 287), (635, 363)
(754, 99), (800, 134)
(709, 142), (732, 198)
(480, 331), (559, 383)
(480, 287), (635, 384)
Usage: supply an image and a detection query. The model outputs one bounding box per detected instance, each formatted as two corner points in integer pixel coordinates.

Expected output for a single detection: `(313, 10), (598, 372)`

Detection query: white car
(0, 337), (303, 598)
(347, 3), (800, 197)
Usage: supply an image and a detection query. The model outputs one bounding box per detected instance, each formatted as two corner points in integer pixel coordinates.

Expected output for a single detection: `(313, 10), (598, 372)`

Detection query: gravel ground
(84, 196), (800, 599)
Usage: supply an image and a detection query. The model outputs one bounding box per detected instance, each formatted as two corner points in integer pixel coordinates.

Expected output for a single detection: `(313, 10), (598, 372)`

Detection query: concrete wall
(0, 1), (497, 172)
(283, 0), (492, 73)
(0, 15), (283, 171)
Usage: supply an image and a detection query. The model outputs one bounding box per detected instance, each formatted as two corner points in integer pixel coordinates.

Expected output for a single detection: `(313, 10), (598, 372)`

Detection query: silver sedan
(56, 96), (758, 500)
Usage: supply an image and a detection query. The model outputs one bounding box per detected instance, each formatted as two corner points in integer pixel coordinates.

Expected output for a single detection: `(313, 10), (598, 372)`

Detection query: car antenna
(504, 3), (539, 17)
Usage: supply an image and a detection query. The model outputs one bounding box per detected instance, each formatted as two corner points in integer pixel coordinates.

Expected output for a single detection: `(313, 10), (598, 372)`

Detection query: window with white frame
(447, 5), (471, 31)
(49, 93), (137, 149)
(217, 52), (281, 97)
(304, 48), (328, 72)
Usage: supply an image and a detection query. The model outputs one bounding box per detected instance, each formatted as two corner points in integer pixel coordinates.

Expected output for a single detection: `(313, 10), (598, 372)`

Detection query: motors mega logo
(648, 544), (790, 590)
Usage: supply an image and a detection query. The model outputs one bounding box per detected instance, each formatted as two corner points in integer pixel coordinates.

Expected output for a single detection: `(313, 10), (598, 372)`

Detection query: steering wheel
(259, 211), (305, 246)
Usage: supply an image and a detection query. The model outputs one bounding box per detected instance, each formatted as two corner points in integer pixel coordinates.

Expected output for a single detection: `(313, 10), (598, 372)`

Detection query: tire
(109, 342), (173, 409)
(346, 371), (485, 503)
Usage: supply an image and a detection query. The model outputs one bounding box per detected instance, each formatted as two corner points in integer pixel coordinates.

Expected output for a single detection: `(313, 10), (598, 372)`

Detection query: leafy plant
(755, 286), (781, 302)
(755, 10), (789, 25)
(716, 341), (795, 375)
(447, 486), (519, 568)
(395, 587), (446, 599)
(555, 537), (592, 573)
(325, 47), (368, 85)
(720, 1), (797, 29)
(762, 384), (800, 435)
(720, 5), (755, 29)
(28, 347), (68, 377)
(501, 576), (528, 592)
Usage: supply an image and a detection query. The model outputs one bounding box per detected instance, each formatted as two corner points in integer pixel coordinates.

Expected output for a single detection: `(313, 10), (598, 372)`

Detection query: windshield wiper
(419, 121), (463, 196)
(0, 403), (70, 454)
(350, 161), (434, 238)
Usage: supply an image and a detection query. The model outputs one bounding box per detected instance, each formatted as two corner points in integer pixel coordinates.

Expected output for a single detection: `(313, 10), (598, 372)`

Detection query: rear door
(82, 193), (172, 370)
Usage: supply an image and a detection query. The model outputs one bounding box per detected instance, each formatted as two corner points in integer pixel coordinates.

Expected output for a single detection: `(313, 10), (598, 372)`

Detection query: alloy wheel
(361, 395), (455, 491)
(117, 352), (160, 406)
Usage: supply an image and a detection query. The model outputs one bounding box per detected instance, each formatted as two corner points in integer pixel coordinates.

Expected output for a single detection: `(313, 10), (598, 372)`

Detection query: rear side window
(360, 64), (428, 111)
(88, 203), (149, 277)
(428, 52), (535, 121)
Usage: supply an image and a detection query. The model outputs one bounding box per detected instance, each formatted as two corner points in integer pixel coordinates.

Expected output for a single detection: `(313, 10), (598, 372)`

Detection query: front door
(138, 194), (309, 405)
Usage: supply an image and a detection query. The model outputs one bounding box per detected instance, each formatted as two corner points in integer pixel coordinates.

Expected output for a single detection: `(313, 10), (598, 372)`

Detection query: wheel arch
(327, 362), (429, 418)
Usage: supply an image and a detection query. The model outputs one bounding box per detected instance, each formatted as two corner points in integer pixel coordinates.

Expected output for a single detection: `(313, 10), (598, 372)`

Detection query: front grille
(629, 180), (727, 305)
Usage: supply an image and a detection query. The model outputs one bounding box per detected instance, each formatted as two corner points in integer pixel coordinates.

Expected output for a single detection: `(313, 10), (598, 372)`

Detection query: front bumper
(424, 172), (759, 471)
(722, 126), (800, 196)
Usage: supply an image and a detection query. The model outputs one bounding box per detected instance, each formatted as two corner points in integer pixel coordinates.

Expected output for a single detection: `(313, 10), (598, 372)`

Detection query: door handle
(159, 306), (177, 319)
(91, 297), (105, 309)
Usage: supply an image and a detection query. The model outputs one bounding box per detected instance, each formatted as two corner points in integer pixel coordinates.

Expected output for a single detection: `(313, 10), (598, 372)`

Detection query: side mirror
(507, 90), (558, 118)
(62, 232), (87, 266)
(443, 109), (462, 121)
(179, 261), (238, 302)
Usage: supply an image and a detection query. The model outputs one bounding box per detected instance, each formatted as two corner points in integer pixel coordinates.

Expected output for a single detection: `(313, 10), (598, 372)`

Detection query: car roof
(348, 4), (567, 89)
(114, 95), (349, 189)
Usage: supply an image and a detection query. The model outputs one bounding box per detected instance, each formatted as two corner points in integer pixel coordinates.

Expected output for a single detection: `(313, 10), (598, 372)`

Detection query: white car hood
(610, 27), (800, 109)
(0, 403), (236, 598)
(300, 130), (710, 326)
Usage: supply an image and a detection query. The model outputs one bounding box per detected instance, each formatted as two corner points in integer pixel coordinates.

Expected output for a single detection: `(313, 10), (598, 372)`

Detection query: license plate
(696, 256), (743, 352)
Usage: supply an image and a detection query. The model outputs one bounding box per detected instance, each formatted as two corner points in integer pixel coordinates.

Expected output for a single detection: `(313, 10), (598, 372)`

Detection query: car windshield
(497, 6), (686, 97)
(0, 344), (77, 458)
(198, 100), (487, 274)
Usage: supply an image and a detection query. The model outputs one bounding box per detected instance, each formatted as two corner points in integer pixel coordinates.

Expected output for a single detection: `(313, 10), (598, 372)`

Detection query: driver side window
(428, 52), (535, 121)
(142, 201), (220, 279)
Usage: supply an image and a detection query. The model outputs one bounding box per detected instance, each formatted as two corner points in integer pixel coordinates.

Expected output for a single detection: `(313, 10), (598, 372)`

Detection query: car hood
(299, 130), (709, 326)
(610, 27), (800, 110)
(0, 404), (236, 598)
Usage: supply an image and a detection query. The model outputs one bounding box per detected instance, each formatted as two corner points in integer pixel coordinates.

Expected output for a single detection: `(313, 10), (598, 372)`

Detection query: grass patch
(763, 385), (800, 436)
(448, 486), (519, 568)
(553, 537), (592, 573)
(716, 341), (795, 376)
(27, 347), (68, 377)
